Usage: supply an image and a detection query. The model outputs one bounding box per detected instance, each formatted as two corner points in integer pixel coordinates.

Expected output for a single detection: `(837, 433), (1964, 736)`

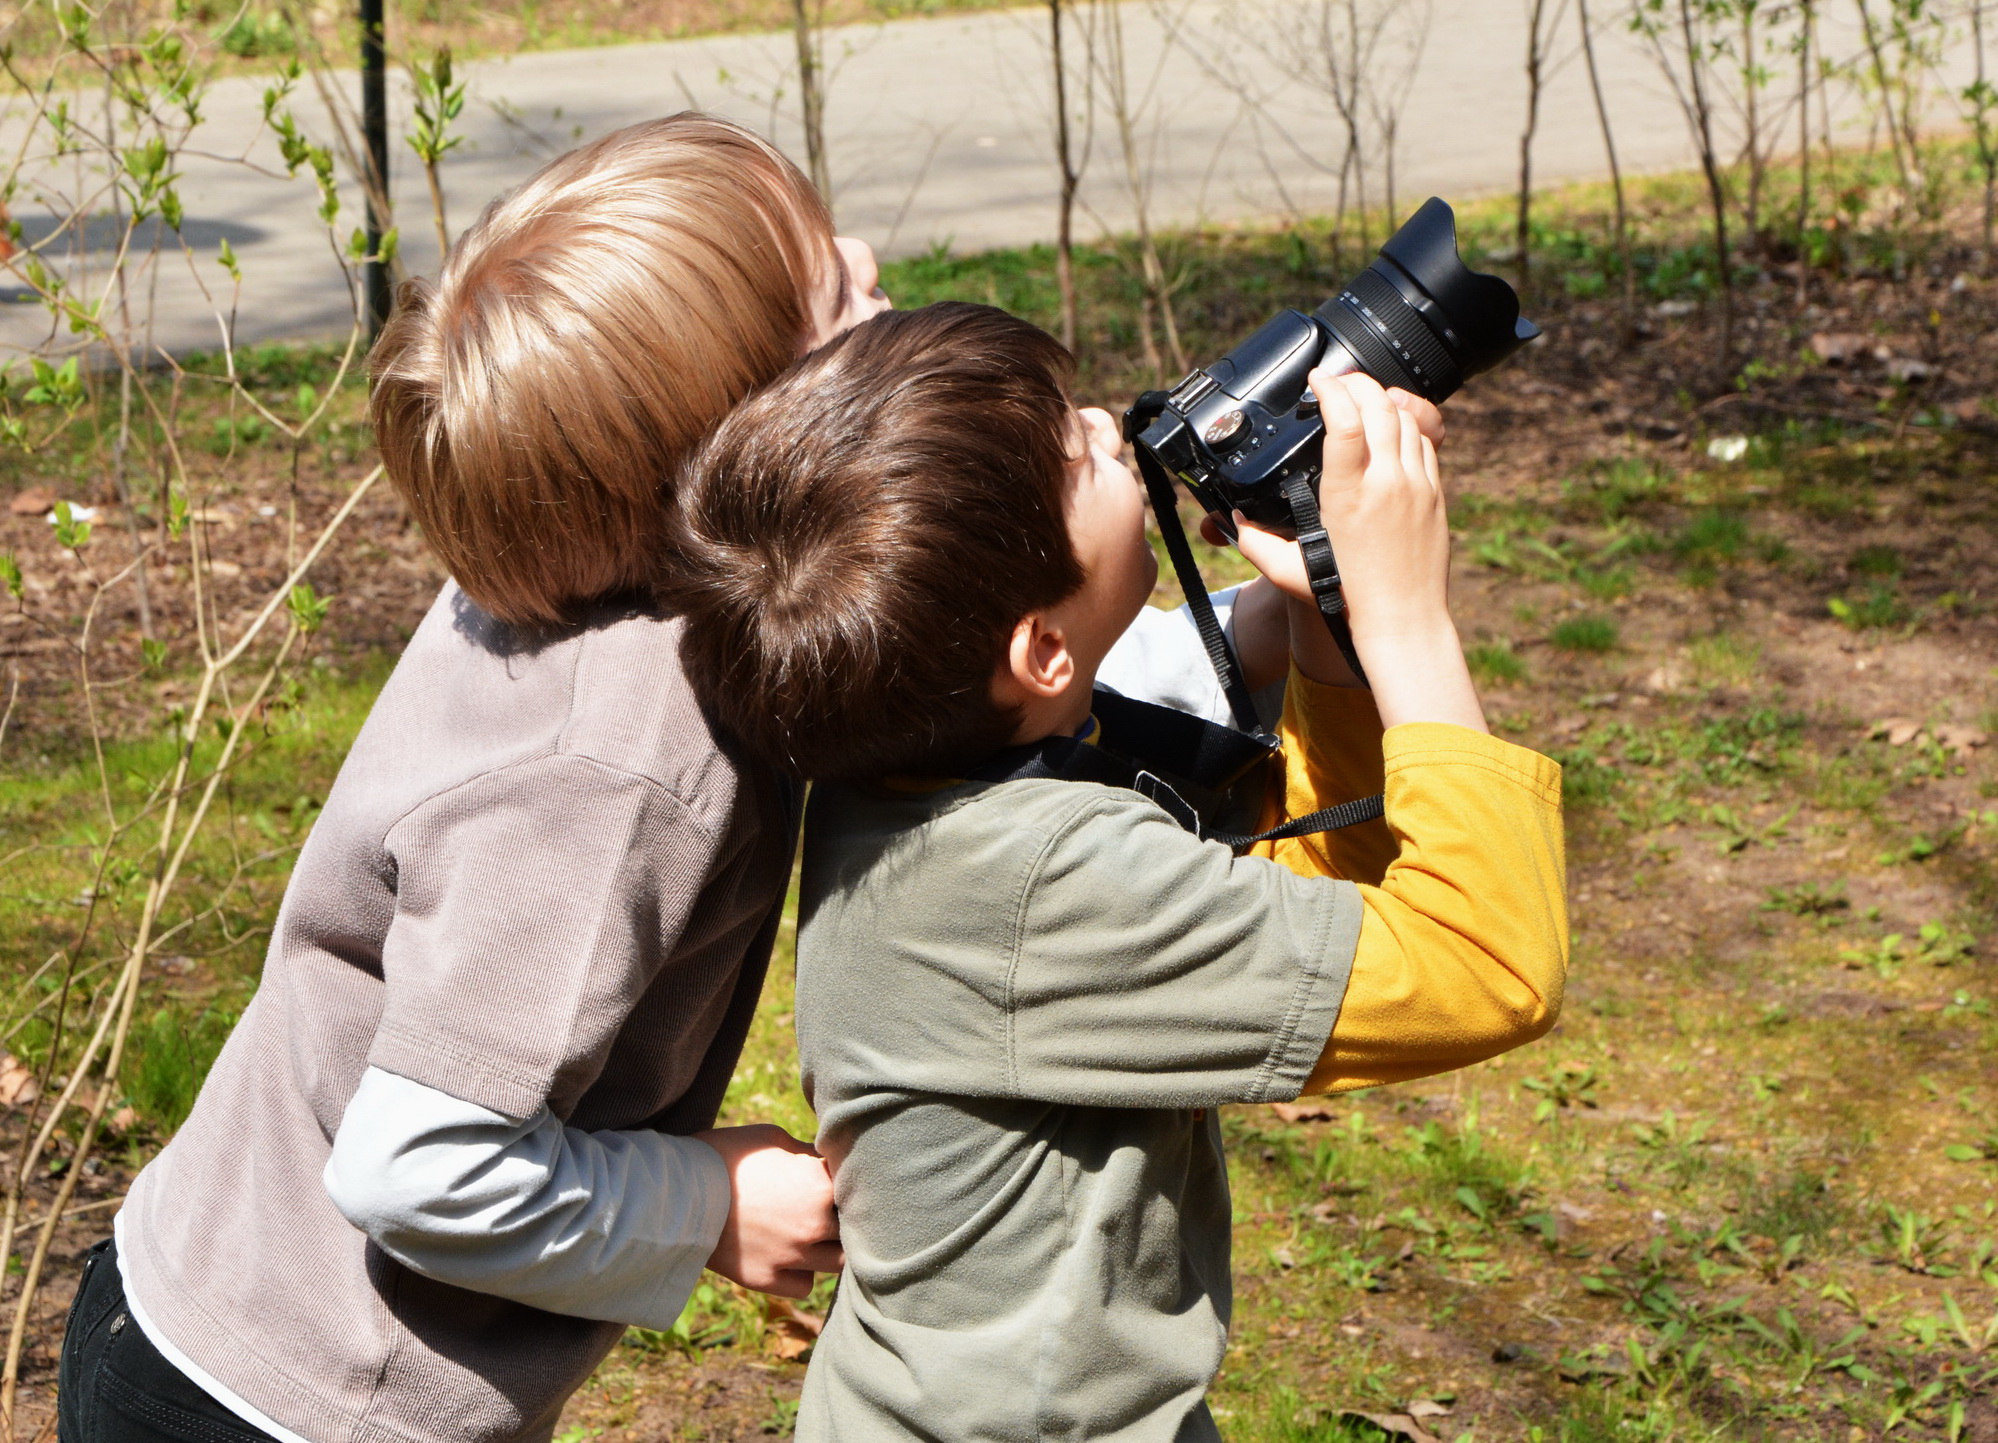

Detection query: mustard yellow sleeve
(1300, 724), (1568, 1094)
(1250, 667), (1397, 886)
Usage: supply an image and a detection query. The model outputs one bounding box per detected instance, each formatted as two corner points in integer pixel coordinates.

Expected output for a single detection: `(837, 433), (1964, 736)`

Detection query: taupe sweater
(119, 585), (793, 1443)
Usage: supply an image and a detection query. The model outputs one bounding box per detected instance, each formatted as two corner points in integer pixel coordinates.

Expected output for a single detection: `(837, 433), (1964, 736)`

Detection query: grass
(1466, 641), (1528, 689)
(0, 653), (389, 1142)
(1550, 615), (1619, 654)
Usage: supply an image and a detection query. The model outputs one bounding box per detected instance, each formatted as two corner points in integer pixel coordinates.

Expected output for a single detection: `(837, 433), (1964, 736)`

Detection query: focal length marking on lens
(1338, 289), (1431, 383)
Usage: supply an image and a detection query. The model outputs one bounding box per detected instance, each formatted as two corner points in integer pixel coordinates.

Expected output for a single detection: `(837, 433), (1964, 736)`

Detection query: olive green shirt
(795, 775), (1364, 1442)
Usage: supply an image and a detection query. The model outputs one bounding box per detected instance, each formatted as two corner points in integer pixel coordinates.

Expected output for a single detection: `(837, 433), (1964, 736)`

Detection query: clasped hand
(695, 1123), (843, 1298)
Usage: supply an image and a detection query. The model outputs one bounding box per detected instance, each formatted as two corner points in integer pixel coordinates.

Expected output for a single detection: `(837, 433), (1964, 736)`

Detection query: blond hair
(370, 113), (833, 627)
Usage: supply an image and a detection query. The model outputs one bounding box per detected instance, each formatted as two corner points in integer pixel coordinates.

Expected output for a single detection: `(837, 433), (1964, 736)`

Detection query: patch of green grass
(1736, 1167), (1846, 1245)
(1405, 1116), (1531, 1220)
(0, 657), (390, 1114)
(1674, 509), (1752, 562)
(1575, 563), (1636, 600)
(1565, 458), (1677, 523)
(1686, 632), (1760, 689)
(1466, 641), (1528, 688)
(1828, 581), (1909, 630)
(1550, 614), (1619, 653)
(1849, 544), (1904, 577)
(1551, 741), (1626, 806)
(1537, 1387), (1693, 1443)
(125, 1002), (238, 1135)
(1763, 880), (1849, 917)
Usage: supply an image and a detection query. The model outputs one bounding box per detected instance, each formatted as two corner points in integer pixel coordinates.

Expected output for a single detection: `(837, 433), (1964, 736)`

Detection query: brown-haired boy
(672, 302), (1569, 1440)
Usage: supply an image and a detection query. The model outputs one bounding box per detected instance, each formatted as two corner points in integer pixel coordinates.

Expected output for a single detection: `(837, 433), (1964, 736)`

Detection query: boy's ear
(1000, 613), (1076, 702)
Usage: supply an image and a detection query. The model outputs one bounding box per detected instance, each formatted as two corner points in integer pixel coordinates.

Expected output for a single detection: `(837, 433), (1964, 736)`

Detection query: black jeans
(58, 1237), (278, 1443)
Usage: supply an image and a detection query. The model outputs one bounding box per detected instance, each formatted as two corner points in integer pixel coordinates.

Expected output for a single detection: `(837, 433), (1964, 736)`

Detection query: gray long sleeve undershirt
(323, 1066), (732, 1330)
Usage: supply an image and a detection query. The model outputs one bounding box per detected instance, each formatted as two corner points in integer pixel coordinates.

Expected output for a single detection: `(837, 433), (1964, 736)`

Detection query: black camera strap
(963, 688), (1384, 853)
(1125, 391), (1266, 738)
(1120, 392), (1385, 846)
(1278, 473), (1369, 686)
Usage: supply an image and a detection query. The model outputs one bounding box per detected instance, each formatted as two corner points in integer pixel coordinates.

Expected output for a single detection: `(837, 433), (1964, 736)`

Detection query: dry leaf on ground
(1931, 725), (1988, 755)
(1809, 332), (1882, 365)
(1269, 1101), (1340, 1123)
(7, 488), (54, 518)
(0, 1054), (40, 1108)
(1341, 1410), (1441, 1443)
(1870, 717), (1924, 746)
(763, 1297), (824, 1361)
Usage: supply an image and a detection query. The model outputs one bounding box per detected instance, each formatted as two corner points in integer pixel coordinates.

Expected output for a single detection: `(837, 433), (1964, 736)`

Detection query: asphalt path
(0, 2), (1980, 356)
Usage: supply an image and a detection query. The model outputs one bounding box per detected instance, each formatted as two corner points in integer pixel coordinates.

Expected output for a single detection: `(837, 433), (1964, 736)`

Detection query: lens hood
(1376, 197), (1542, 373)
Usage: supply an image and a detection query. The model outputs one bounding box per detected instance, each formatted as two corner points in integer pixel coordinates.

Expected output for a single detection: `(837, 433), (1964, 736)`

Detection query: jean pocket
(64, 1238), (119, 1345)
(99, 1364), (274, 1443)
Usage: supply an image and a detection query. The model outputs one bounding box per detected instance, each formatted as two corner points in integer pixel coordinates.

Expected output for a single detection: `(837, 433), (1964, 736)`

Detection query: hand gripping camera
(1125, 199), (1541, 705)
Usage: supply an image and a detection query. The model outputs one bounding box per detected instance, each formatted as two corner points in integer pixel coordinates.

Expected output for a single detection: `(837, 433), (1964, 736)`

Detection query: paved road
(0, 2), (1978, 355)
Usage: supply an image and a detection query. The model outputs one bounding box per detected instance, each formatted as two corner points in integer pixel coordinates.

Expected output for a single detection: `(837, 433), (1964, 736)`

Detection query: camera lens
(1312, 198), (1540, 406)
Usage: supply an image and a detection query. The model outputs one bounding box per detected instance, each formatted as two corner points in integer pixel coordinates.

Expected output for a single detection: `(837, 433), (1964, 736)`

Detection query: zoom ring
(1327, 270), (1462, 403)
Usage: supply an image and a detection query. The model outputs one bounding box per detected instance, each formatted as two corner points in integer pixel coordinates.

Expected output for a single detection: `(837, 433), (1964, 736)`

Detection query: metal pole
(361, 0), (391, 339)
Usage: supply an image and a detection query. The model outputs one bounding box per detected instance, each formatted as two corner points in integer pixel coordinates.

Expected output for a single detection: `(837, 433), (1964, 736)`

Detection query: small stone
(1491, 1342), (1524, 1363)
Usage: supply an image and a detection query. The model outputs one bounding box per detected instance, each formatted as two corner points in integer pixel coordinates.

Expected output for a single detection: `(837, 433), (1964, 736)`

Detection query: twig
(14, 1196), (124, 1237)
(0, 664), (17, 758)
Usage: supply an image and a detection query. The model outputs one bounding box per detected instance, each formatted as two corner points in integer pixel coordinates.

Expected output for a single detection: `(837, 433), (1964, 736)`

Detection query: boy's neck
(1005, 678), (1099, 748)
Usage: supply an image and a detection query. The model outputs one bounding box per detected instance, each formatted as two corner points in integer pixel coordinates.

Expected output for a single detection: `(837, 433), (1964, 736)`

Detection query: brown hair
(670, 302), (1083, 779)
(369, 113), (833, 628)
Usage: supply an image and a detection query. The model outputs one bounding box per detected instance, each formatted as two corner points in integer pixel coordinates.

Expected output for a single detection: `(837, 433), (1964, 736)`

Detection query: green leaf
(52, 500), (92, 551)
(0, 551), (21, 599)
(217, 237), (240, 281)
(25, 356), (84, 410)
(168, 492), (189, 541)
(287, 582), (330, 634)
(141, 637), (167, 671)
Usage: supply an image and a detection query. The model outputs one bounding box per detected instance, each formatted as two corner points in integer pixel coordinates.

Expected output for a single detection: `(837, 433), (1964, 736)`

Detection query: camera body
(1134, 198), (1541, 540)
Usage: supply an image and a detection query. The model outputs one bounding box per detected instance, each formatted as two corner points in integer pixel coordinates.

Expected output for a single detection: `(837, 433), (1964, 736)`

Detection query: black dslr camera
(1125, 198), (1541, 699)
(1131, 198), (1539, 540)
